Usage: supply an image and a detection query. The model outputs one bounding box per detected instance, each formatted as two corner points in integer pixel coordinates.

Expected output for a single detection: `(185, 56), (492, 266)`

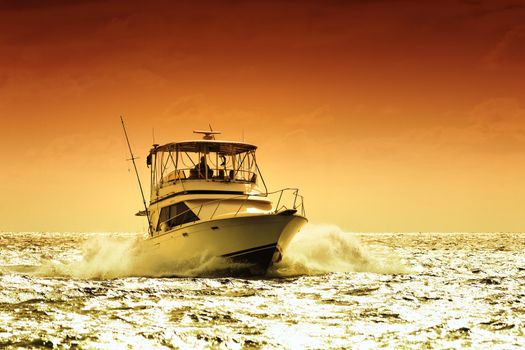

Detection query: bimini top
(151, 139), (257, 155)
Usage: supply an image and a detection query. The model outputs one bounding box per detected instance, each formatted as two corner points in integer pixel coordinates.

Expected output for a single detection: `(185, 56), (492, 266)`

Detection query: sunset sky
(1, 0), (524, 232)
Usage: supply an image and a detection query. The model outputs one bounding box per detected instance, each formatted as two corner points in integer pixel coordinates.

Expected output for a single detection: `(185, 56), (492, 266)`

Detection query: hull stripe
(222, 243), (277, 258)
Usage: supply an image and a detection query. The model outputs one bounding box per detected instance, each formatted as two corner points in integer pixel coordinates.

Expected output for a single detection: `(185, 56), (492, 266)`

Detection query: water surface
(0, 228), (524, 349)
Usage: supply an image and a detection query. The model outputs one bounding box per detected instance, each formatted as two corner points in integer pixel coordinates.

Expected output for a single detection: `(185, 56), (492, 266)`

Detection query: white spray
(270, 224), (409, 276)
(34, 224), (408, 279)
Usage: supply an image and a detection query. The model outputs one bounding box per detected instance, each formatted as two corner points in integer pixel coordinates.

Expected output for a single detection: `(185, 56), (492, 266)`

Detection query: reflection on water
(0, 227), (524, 349)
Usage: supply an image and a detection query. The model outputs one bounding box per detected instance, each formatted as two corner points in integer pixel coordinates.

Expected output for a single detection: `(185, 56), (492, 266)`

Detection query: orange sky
(1, 0), (524, 232)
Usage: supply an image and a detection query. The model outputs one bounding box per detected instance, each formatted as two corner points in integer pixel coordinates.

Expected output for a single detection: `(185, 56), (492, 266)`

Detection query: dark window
(157, 202), (199, 231)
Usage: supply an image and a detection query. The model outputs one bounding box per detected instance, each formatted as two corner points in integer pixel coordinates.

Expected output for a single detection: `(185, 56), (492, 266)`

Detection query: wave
(19, 224), (408, 279)
(270, 224), (409, 277)
(33, 235), (244, 279)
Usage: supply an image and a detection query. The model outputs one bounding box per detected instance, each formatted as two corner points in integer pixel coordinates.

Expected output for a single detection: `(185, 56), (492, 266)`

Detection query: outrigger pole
(120, 116), (153, 236)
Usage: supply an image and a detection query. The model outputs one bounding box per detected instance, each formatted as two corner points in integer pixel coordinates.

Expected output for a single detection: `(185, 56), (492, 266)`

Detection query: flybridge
(147, 130), (267, 194)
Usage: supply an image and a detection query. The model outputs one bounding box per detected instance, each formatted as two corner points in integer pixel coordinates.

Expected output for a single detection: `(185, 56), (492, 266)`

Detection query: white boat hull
(139, 213), (307, 274)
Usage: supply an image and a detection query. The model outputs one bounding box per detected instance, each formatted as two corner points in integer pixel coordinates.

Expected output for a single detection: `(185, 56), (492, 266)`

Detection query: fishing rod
(120, 116), (153, 236)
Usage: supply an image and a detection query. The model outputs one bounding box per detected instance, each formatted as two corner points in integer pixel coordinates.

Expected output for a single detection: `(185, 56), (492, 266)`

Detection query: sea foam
(34, 224), (408, 279)
(270, 224), (409, 276)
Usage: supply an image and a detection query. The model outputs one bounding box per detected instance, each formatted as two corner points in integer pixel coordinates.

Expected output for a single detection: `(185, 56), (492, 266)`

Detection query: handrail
(234, 195), (250, 217)
(159, 167), (257, 187)
(156, 188), (305, 231)
(210, 200), (221, 219)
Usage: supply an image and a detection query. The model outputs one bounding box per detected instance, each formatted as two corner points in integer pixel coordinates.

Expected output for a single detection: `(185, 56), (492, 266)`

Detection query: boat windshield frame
(148, 140), (265, 191)
(154, 140), (257, 154)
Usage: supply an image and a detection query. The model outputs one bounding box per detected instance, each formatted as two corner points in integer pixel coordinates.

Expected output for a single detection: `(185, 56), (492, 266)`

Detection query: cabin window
(157, 202), (199, 231)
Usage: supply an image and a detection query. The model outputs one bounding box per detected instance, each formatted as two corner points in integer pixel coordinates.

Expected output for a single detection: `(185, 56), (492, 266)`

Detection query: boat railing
(156, 188), (305, 232)
(267, 188), (306, 217)
(159, 168), (257, 186)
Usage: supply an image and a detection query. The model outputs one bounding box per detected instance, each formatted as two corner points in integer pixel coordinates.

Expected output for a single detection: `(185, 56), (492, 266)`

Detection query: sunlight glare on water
(0, 226), (524, 349)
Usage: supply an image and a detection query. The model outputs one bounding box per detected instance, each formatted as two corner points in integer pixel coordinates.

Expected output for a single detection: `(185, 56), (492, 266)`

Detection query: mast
(120, 116), (153, 236)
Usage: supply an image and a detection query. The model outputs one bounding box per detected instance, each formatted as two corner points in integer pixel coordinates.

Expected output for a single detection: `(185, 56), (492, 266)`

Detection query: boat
(134, 130), (307, 275)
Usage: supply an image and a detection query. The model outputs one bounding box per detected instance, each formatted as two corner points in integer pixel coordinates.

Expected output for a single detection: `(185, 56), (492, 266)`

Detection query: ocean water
(0, 227), (524, 349)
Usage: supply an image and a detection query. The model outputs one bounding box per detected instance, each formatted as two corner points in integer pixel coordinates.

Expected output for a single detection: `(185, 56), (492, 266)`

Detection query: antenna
(120, 116), (153, 236)
(208, 123), (215, 140)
